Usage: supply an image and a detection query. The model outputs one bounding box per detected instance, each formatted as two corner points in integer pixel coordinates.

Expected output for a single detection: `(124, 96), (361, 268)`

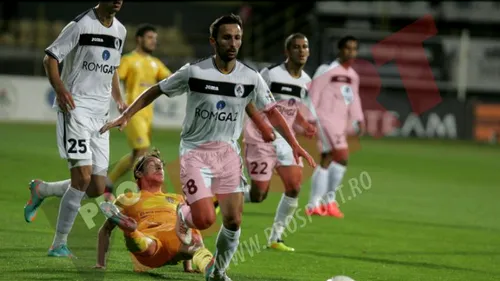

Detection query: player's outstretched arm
(95, 219), (116, 269)
(99, 85), (162, 134)
(123, 85), (163, 120)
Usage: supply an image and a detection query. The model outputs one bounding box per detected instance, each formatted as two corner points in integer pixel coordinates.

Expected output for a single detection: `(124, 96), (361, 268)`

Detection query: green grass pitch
(0, 122), (499, 281)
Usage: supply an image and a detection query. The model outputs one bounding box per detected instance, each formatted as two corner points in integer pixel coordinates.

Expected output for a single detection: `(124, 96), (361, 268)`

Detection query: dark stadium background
(0, 2), (498, 281)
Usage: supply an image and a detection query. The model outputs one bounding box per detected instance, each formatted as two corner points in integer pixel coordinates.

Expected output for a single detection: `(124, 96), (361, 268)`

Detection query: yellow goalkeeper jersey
(118, 51), (171, 119)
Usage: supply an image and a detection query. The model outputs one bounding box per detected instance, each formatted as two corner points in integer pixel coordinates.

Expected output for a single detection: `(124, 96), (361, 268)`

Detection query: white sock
(269, 194), (298, 243)
(39, 179), (71, 198)
(325, 161), (347, 204)
(308, 166), (328, 208)
(52, 187), (86, 248)
(214, 225), (241, 275)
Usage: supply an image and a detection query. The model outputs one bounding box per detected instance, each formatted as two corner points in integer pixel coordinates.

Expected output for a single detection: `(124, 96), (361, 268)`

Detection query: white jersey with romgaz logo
(45, 8), (127, 118)
(243, 62), (317, 144)
(158, 56), (277, 150)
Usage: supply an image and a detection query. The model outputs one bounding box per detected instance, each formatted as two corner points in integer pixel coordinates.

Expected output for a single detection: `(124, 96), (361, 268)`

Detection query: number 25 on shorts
(67, 138), (88, 154)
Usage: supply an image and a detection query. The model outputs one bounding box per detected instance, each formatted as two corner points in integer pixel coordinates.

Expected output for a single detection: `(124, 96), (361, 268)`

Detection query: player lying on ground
(306, 35), (365, 218)
(96, 149), (213, 274)
(241, 33), (318, 252)
(24, 1), (127, 258)
(99, 14), (315, 281)
(108, 23), (172, 186)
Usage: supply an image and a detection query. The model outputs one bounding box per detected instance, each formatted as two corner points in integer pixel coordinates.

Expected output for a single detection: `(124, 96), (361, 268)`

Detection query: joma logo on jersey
(195, 107), (238, 122)
(82, 61), (117, 74)
(91, 37), (104, 43)
(281, 86), (293, 92)
(205, 85), (219, 91)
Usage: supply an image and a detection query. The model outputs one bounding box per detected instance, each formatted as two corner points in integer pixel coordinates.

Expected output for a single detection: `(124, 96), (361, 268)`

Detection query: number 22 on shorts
(250, 161), (268, 175)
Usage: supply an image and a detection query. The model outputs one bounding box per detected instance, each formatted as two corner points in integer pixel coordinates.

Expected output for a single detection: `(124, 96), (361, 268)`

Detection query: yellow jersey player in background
(96, 149), (213, 274)
(108, 24), (171, 185)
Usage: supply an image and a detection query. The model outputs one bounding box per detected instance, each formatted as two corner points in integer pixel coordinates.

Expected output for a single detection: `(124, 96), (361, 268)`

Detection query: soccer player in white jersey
(100, 14), (315, 281)
(242, 33), (318, 252)
(306, 35), (365, 218)
(23, 1), (127, 258)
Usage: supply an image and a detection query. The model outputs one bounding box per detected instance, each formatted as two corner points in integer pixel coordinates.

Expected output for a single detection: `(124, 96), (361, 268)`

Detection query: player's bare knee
(86, 176), (107, 198)
(284, 186), (300, 198)
(70, 167), (92, 190)
(336, 159), (348, 166)
(282, 175), (302, 198)
(332, 150), (349, 166)
(250, 181), (269, 203)
(320, 153), (333, 169)
(222, 213), (241, 230)
(250, 190), (266, 203)
(192, 212), (216, 230)
(74, 175), (91, 190)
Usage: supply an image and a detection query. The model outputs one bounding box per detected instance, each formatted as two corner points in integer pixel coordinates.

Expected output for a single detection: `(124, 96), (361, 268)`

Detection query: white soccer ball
(327, 276), (356, 281)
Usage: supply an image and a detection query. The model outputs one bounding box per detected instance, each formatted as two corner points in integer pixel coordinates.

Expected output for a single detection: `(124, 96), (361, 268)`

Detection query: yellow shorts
(128, 228), (202, 268)
(124, 114), (152, 149)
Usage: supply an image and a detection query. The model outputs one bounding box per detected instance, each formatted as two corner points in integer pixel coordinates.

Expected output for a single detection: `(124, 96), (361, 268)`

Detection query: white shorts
(178, 140), (248, 204)
(56, 111), (110, 176)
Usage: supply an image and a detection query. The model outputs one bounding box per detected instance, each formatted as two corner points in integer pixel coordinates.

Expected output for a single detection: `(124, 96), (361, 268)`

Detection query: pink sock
(180, 204), (196, 228)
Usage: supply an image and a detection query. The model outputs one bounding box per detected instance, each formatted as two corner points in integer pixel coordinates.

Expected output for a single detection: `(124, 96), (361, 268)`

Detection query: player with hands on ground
(100, 14), (315, 281)
(23, 1), (127, 258)
(96, 149), (214, 274)
(242, 33), (318, 252)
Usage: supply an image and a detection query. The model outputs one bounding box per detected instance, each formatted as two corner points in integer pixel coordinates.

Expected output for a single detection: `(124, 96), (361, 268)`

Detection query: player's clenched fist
(99, 114), (129, 134)
(56, 89), (76, 112)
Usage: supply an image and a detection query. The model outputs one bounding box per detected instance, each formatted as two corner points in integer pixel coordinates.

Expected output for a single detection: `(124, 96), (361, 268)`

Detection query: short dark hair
(337, 35), (358, 49)
(284, 33), (307, 51)
(209, 14), (243, 39)
(133, 148), (164, 180)
(135, 23), (157, 38)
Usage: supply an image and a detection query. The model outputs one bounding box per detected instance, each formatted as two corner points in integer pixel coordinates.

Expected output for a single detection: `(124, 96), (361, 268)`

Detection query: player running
(306, 35), (365, 218)
(242, 33), (317, 252)
(100, 14), (315, 281)
(108, 23), (172, 185)
(23, 1), (127, 257)
(96, 149), (214, 274)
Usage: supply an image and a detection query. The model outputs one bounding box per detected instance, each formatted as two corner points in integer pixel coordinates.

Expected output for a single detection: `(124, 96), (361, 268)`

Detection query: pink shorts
(244, 139), (302, 182)
(316, 124), (348, 153)
(179, 142), (246, 204)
